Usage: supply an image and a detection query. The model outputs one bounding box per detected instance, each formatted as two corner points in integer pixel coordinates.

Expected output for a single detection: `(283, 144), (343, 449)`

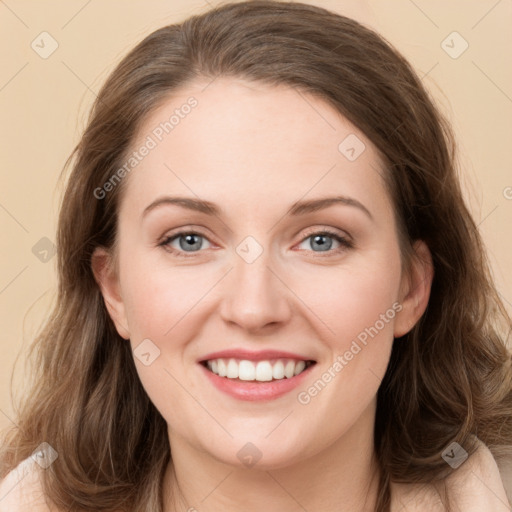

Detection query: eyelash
(158, 227), (354, 258)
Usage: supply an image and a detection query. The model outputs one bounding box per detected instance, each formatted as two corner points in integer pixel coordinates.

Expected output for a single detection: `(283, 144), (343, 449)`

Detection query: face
(93, 77), (432, 469)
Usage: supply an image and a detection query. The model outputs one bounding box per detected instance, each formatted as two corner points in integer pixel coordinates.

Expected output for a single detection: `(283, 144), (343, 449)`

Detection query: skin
(92, 77), (435, 511)
(0, 77), (507, 512)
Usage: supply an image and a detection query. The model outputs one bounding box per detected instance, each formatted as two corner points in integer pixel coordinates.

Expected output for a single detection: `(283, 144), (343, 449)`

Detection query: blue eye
(298, 231), (353, 253)
(160, 232), (211, 256)
(159, 229), (353, 258)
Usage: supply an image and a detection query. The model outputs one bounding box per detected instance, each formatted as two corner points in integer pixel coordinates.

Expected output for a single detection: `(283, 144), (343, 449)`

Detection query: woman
(1, 1), (511, 511)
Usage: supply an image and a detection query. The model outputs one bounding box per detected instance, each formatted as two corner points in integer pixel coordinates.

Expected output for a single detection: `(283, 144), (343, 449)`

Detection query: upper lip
(198, 349), (316, 363)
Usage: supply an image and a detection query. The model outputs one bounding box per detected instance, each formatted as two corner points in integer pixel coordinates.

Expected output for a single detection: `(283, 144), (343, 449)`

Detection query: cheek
(119, 252), (208, 339)
(120, 238), (402, 347)
(292, 263), (400, 456)
(294, 254), (402, 346)
(293, 250), (401, 406)
(117, 252), (205, 420)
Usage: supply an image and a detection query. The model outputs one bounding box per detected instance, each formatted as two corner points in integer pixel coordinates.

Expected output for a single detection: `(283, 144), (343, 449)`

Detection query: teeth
(226, 359), (239, 378)
(217, 359), (227, 377)
(255, 361), (273, 381)
(284, 360), (295, 378)
(294, 360), (306, 375)
(239, 360), (256, 381)
(205, 358), (312, 382)
(272, 360), (285, 379)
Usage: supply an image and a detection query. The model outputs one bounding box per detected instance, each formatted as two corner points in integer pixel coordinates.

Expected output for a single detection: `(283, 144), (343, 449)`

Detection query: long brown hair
(1, 1), (511, 511)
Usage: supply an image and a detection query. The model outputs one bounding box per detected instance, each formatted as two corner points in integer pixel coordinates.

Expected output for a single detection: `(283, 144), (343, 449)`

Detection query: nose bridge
(219, 234), (290, 331)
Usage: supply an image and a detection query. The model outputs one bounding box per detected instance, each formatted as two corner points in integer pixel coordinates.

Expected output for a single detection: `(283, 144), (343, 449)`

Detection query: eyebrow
(142, 195), (373, 220)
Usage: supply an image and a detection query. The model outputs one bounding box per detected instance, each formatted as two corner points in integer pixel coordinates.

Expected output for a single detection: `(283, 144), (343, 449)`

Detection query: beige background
(1, 0), (511, 437)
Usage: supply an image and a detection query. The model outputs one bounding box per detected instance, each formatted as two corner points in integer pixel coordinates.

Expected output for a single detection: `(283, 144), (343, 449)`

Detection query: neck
(163, 401), (381, 512)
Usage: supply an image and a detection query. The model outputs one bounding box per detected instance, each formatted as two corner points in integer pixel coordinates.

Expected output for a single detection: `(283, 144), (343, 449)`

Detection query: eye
(159, 227), (353, 258)
(297, 229), (353, 255)
(159, 231), (212, 257)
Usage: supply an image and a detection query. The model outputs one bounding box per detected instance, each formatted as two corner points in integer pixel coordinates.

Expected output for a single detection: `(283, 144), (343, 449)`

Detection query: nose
(218, 244), (292, 334)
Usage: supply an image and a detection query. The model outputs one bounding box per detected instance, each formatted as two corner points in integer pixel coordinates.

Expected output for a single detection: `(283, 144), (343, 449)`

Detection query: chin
(204, 435), (314, 471)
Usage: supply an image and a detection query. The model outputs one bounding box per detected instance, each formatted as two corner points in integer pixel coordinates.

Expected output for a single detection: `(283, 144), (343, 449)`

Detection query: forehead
(119, 77), (391, 222)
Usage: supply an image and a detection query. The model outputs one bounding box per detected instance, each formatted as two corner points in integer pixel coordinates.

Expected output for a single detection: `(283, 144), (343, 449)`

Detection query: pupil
(181, 234), (201, 251)
(313, 234), (332, 251)
(177, 234), (333, 252)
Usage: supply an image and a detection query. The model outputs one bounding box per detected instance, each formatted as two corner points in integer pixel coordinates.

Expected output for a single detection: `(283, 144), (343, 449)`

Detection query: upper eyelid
(162, 225), (349, 240)
(162, 227), (351, 250)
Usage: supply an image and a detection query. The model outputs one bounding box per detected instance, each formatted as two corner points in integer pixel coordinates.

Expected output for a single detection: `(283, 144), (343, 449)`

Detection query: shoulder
(444, 437), (511, 511)
(390, 438), (511, 512)
(0, 454), (56, 512)
(498, 454), (512, 506)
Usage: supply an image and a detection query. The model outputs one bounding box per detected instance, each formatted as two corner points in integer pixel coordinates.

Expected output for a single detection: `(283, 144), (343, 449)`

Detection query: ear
(393, 240), (434, 338)
(91, 247), (130, 340)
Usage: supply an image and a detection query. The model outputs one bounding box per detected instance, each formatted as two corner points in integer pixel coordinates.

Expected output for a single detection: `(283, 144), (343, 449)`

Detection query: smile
(202, 358), (315, 382)
(198, 350), (317, 401)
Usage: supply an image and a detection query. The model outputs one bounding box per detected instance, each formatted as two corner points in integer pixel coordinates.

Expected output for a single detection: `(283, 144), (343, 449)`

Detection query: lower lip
(199, 363), (315, 401)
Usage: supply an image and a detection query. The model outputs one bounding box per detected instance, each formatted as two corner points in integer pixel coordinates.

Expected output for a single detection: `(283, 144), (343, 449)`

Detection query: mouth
(200, 357), (317, 382)
(198, 350), (317, 401)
